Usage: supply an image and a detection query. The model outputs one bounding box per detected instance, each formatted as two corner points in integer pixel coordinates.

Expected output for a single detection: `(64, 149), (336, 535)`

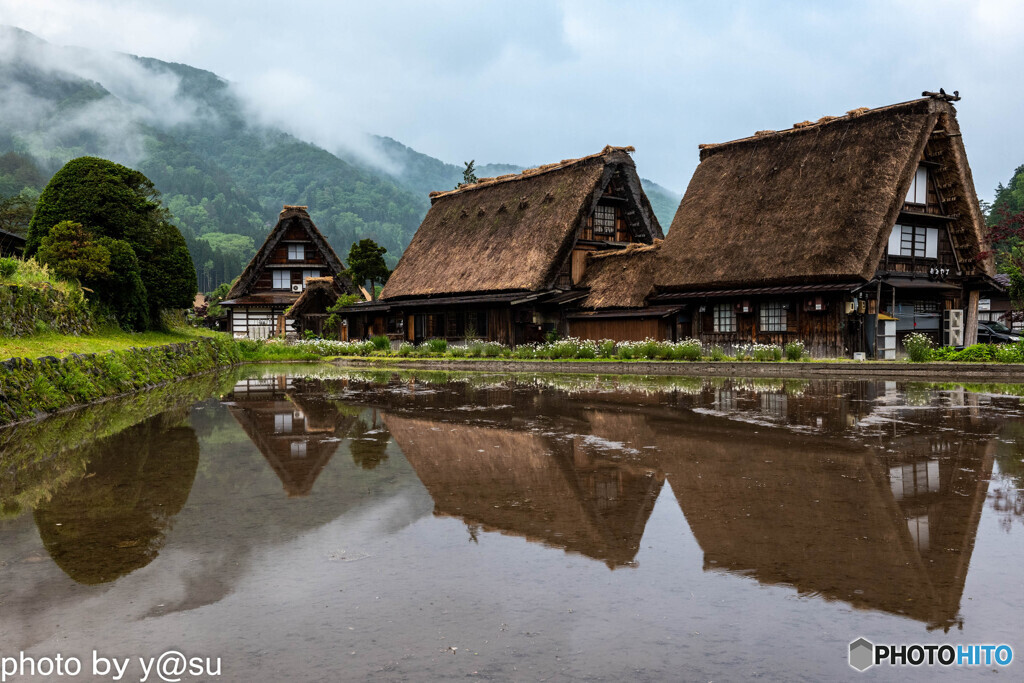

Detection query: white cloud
(1, 0), (1023, 198)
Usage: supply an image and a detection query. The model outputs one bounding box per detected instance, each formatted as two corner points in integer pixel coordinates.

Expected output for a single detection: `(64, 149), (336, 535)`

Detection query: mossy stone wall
(0, 284), (94, 337)
(0, 336), (241, 426)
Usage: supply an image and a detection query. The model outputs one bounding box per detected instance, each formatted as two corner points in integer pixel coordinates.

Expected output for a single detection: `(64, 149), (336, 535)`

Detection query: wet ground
(1, 364), (1022, 681)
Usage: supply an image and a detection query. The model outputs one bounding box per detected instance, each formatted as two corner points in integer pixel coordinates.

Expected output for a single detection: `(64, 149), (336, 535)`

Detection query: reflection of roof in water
(34, 418), (199, 585)
(654, 417), (993, 630)
(385, 414), (663, 569)
(225, 379), (356, 497)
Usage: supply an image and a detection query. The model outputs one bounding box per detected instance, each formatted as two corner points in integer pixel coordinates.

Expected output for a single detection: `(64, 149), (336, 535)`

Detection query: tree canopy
(26, 156), (196, 327)
(347, 238), (390, 300)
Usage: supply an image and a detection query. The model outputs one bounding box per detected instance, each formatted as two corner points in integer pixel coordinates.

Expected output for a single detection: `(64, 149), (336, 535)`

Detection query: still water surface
(1, 365), (1023, 681)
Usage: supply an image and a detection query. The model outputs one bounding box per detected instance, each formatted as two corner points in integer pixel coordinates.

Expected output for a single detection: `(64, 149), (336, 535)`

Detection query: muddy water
(1, 365), (1022, 681)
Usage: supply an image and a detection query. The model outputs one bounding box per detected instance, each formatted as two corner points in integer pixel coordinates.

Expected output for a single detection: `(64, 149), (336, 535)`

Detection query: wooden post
(964, 289), (980, 346)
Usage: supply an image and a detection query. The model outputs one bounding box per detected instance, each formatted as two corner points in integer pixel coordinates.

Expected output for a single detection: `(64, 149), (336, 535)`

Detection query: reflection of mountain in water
(224, 375), (361, 496)
(387, 415), (663, 568)
(33, 412), (199, 584)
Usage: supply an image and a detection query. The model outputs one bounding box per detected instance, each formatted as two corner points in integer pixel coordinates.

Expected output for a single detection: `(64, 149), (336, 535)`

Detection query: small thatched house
(286, 276), (353, 338)
(339, 146), (663, 344)
(220, 206), (355, 339)
(582, 94), (998, 356)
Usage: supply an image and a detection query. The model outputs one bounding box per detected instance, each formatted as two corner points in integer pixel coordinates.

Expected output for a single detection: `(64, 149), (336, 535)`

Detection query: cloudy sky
(3, 0), (1023, 199)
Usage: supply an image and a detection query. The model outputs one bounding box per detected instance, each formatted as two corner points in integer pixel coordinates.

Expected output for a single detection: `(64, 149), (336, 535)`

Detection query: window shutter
(888, 225), (901, 255)
(925, 228), (938, 259)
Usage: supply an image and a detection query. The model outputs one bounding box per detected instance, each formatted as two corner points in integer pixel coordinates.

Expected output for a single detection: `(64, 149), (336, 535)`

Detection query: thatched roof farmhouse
(583, 94), (997, 356)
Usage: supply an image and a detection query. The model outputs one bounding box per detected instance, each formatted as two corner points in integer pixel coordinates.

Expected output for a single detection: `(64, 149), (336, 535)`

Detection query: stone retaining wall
(0, 284), (94, 337)
(333, 357), (1024, 382)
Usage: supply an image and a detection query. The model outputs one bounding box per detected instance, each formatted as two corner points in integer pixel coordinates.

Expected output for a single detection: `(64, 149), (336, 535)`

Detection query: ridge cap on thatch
(226, 205), (346, 301)
(382, 145), (661, 300)
(697, 97), (943, 159)
(588, 240), (662, 263)
(428, 145), (635, 203)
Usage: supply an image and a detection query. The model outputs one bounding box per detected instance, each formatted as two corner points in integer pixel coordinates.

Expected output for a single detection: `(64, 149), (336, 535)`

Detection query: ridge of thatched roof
(226, 206), (347, 301)
(382, 146), (661, 300)
(428, 145), (636, 202)
(584, 95), (992, 307)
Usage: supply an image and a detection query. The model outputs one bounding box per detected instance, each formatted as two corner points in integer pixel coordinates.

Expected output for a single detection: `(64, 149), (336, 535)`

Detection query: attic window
(593, 205), (616, 236)
(905, 166), (928, 205)
(273, 270), (290, 289)
(288, 244), (305, 261)
(887, 224), (938, 259)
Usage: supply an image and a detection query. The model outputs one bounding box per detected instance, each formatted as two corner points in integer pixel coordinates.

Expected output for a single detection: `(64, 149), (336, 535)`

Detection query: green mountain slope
(0, 25), (681, 292)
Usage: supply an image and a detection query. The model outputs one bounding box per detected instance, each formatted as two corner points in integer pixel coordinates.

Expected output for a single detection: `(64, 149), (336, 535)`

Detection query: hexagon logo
(849, 638), (875, 672)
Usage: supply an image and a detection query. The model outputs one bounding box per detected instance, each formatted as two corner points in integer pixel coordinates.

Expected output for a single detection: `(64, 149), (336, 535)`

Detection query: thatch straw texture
(583, 97), (992, 308)
(382, 146), (657, 299)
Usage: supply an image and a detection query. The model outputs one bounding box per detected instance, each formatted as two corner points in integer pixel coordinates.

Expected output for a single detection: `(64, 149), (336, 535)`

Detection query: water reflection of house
(224, 376), (357, 497)
(659, 419), (993, 630)
(385, 414), (663, 568)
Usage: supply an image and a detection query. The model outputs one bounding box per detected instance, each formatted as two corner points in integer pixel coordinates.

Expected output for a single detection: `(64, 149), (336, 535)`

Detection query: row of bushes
(0, 336), (241, 426)
(903, 332), (1024, 363)
(287, 336), (810, 362)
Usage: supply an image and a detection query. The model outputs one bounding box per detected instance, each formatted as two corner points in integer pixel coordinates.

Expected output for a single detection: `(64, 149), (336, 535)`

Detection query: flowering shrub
(750, 343), (783, 361)
(903, 332), (933, 362)
(784, 340), (805, 361)
(425, 338), (448, 354)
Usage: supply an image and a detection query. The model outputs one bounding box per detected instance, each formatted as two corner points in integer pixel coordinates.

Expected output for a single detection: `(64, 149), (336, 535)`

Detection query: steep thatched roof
(226, 206), (346, 301)
(381, 146), (662, 300)
(582, 96), (993, 308)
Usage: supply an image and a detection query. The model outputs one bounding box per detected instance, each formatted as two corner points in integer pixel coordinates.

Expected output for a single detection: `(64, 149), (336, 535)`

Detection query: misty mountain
(0, 26), (680, 291)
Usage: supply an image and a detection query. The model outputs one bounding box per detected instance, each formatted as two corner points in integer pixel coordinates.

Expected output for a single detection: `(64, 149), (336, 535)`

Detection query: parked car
(977, 320), (1022, 344)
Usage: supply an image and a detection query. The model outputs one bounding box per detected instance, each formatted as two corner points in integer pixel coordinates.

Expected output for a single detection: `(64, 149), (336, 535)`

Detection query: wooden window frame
(592, 204), (616, 236)
(287, 244), (305, 261)
(272, 270), (291, 289)
(759, 301), (787, 332)
(713, 303), (736, 333)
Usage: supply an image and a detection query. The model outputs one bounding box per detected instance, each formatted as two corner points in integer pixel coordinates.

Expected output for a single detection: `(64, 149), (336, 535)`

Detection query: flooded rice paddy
(1, 365), (1023, 681)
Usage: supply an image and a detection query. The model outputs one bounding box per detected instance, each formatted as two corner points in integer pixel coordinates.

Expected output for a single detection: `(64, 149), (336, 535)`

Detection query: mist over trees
(0, 25), (681, 296)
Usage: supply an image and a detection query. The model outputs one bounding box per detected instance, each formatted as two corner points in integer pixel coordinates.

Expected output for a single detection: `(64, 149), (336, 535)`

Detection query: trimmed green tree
(27, 156), (196, 327)
(347, 238), (390, 300)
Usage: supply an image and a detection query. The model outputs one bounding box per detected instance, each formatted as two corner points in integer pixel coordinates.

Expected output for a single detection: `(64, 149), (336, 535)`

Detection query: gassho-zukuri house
(581, 93), (999, 357)
(338, 145), (665, 344)
(221, 205), (356, 339)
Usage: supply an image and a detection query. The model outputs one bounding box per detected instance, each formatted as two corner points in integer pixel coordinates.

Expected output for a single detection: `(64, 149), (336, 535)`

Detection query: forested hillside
(0, 26), (681, 292)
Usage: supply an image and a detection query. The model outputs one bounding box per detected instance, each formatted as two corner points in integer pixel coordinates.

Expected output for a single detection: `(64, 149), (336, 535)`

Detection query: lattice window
(272, 270), (290, 289)
(593, 204), (616, 236)
(288, 244), (305, 261)
(713, 304), (736, 332)
(759, 301), (787, 332)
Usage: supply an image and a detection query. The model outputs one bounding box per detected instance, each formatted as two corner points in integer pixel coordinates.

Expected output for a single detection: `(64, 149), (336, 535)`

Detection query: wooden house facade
(0, 228), (25, 257)
(221, 206), (354, 339)
(581, 95), (998, 357)
(336, 146), (664, 345)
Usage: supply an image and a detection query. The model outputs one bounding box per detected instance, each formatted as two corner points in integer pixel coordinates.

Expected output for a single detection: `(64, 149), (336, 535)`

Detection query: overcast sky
(2, 0), (1022, 199)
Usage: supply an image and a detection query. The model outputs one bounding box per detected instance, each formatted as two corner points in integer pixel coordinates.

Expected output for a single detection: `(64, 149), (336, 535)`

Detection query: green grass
(0, 257), (73, 295)
(0, 324), (223, 360)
